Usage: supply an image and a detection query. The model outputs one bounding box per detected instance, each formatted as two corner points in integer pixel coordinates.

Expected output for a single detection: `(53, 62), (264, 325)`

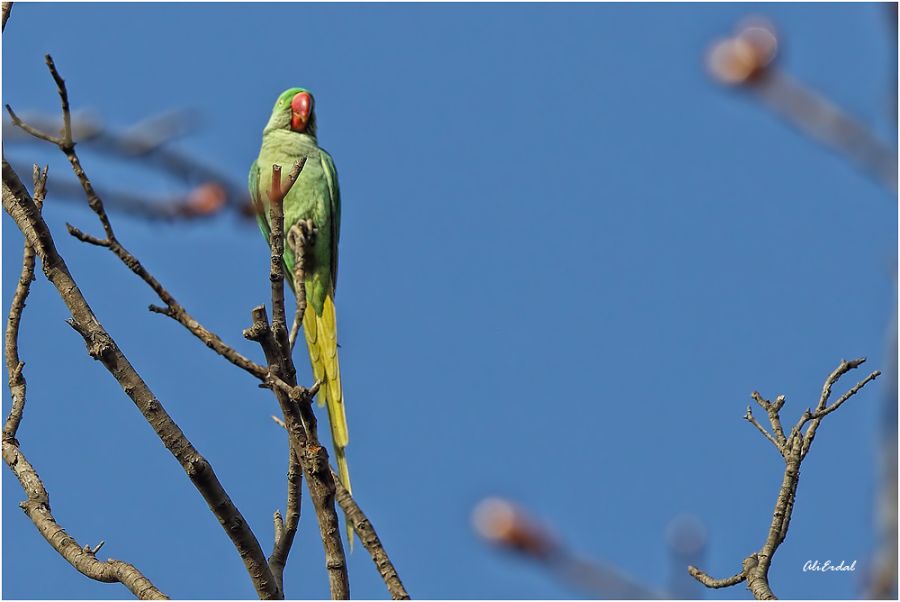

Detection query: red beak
(290, 92), (312, 132)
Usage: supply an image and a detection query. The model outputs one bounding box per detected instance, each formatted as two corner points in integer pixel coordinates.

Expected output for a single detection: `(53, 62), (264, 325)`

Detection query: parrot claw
(287, 219), (318, 255)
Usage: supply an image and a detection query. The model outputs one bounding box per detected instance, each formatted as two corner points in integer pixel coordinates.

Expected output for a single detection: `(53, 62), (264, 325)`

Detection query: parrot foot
(287, 219), (317, 256)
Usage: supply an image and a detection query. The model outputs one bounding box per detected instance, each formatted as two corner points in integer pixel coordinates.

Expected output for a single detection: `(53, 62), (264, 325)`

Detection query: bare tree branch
(9, 68), (269, 385)
(744, 405), (781, 451)
(4, 165), (45, 443)
(2, 162), (166, 599)
(2, 54), (285, 598)
(333, 471), (410, 600)
(687, 566), (745, 589)
(689, 359), (881, 599)
(3, 443), (168, 599)
(268, 448), (302, 594)
(3, 158), (279, 599)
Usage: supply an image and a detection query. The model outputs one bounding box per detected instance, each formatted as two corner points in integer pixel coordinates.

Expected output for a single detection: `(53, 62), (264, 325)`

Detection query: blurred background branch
(706, 16), (898, 194)
(4, 109), (256, 221)
(472, 497), (704, 599)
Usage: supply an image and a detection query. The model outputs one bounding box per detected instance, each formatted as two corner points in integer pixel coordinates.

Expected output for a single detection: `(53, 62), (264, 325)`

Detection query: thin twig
(744, 406), (781, 451)
(687, 566), (746, 589)
(6, 104), (62, 145)
(4, 165), (45, 443)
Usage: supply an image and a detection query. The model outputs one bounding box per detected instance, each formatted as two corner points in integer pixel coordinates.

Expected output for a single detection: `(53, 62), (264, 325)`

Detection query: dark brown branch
(2, 161), (279, 600)
(333, 470), (410, 600)
(689, 359), (881, 599)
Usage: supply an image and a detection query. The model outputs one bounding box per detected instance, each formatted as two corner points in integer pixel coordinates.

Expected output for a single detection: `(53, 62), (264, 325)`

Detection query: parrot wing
(320, 151), (341, 293)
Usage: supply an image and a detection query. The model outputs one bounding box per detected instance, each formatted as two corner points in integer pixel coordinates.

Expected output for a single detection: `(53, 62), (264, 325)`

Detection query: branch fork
(690, 358), (880, 599)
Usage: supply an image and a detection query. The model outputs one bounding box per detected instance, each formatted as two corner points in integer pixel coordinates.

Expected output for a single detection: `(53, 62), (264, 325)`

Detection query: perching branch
(248, 165), (351, 599)
(2, 56), (281, 599)
(689, 359), (881, 599)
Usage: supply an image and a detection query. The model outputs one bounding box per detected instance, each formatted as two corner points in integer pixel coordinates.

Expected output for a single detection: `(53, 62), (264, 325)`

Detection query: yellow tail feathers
(302, 296), (353, 549)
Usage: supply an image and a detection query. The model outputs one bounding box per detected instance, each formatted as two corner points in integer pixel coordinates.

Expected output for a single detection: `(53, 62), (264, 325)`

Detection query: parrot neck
(261, 129), (320, 157)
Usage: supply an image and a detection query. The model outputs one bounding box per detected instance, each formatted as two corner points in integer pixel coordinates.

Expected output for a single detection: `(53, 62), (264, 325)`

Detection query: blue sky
(2, 3), (896, 600)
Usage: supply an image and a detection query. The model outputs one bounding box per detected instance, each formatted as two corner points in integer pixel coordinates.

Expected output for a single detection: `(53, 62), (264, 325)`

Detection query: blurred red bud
(472, 497), (558, 560)
(183, 182), (227, 216)
(707, 18), (778, 85)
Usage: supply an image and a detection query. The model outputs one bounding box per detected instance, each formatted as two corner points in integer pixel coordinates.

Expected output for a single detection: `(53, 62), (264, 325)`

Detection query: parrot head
(267, 87), (317, 136)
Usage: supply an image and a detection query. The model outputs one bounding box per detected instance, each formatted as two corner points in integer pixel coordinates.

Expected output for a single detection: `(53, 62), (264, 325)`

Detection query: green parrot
(249, 88), (351, 539)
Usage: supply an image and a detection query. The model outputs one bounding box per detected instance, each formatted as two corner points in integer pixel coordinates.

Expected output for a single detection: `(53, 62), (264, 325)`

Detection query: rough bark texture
(3, 162), (280, 600)
(334, 473), (410, 600)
